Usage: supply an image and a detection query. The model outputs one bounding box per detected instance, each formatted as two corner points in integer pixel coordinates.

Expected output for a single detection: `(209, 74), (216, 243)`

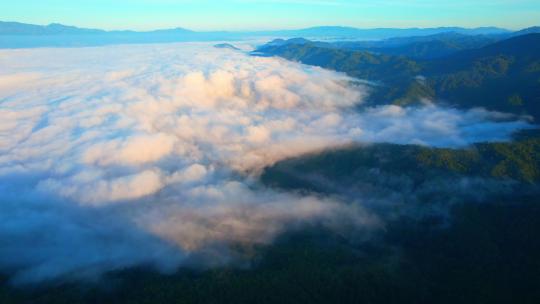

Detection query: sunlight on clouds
(0, 43), (532, 283)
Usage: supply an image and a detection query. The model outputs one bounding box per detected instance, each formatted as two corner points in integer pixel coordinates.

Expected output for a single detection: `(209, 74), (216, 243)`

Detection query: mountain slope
(260, 32), (506, 59)
(254, 34), (540, 120)
(511, 26), (540, 36)
(425, 34), (540, 118)
(361, 32), (501, 59)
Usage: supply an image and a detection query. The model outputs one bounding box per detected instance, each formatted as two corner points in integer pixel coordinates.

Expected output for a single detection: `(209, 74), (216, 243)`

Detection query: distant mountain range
(258, 33), (502, 60)
(257, 26), (540, 59)
(0, 21), (195, 35)
(261, 26), (511, 40)
(254, 33), (540, 121)
(0, 22), (511, 37)
(0, 21), (527, 48)
(0, 22), (101, 35)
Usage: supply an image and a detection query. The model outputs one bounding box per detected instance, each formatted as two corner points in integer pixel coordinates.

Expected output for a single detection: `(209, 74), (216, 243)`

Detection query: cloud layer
(0, 43), (532, 283)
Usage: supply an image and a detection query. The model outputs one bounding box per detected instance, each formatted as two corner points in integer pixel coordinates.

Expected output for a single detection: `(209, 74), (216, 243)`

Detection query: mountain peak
(514, 26), (540, 35)
(47, 23), (67, 27)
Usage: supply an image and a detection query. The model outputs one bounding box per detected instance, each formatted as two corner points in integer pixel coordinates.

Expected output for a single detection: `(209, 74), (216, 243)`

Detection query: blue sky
(2, 0), (540, 31)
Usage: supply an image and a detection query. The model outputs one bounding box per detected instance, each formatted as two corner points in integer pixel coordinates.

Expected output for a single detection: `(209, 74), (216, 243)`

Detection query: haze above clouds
(3, 0), (540, 30)
(0, 43), (531, 284)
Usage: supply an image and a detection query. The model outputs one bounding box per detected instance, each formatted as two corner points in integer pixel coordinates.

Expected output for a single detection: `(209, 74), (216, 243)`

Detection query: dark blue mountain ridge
(0, 21), (196, 35)
(258, 32), (505, 59)
(258, 26), (540, 60)
(266, 25), (511, 39)
(214, 43), (241, 50)
(0, 21), (512, 38)
(0, 21), (105, 35)
(254, 34), (540, 120)
(511, 26), (540, 36)
(0, 21), (528, 48)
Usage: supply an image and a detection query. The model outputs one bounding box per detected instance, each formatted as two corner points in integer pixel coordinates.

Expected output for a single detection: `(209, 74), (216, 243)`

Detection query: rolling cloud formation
(0, 43), (532, 283)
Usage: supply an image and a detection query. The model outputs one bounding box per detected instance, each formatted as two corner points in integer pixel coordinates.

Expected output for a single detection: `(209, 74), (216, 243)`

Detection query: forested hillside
(255, 34), (540, 120)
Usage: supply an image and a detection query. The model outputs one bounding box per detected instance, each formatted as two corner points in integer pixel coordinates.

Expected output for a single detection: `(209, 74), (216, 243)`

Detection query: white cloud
(38, 169), (165, 205)
(0, 43), (532, 283)
(83, 134), (176, 166)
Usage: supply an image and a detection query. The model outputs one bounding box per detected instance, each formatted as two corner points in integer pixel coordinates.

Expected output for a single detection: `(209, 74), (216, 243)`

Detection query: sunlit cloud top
(0, 43), (531, 283)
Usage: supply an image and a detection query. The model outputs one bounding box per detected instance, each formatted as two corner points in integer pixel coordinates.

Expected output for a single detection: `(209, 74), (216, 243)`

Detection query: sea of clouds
(0, 43), (532, 284)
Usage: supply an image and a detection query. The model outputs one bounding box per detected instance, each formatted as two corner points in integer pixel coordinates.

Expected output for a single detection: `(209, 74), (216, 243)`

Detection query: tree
(508, 94), (524, 106)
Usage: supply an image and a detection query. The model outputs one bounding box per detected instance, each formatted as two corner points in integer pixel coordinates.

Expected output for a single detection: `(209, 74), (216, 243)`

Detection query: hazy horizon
(2, 0), (540, 31)
(0, 20), (531, 32)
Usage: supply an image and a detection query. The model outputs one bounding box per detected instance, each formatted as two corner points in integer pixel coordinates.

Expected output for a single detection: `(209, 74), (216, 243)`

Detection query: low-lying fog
(0, 43), (532, 284)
